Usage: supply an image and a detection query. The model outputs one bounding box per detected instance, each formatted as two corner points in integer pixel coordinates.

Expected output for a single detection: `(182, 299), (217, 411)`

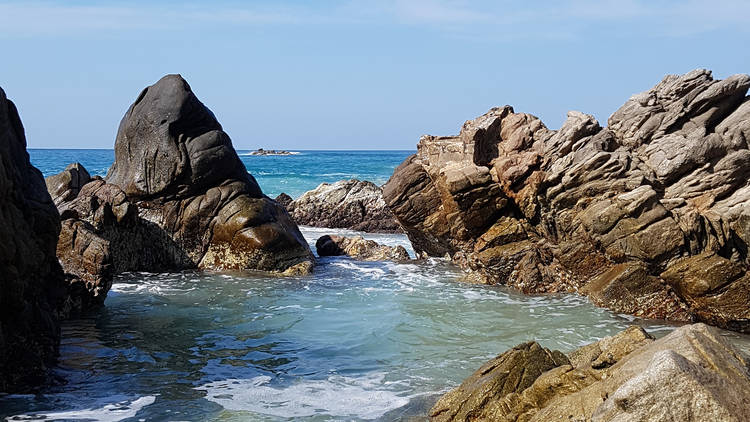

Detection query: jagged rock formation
(316, 235), (410, 261)
(0, 87), (67, 392)
(384, 69), (750, 331)
(102, 74), (313, 273)
(430, 323), (750, 421)
(286, 179), (402, 233)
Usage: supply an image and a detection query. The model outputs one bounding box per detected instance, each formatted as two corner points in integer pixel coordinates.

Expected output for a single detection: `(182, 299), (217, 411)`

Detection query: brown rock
(315, 235), (410, 262)
(287, 179), (402, 233)
(431, 324), (750, 422)
(44, 162), (91, 207)
(384, 69), (750, 331)
(429, 341), (569, 422)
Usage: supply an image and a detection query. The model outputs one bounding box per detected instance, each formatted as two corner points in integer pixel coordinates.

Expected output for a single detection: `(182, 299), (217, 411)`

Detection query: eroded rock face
(0, 87), (66, 392)
(103, 74), (313, 272)
(316, 235), (410, 261)
(430, 323), (750, 422)
(287, 179), (402, 233)
(384, 69), (750, 330)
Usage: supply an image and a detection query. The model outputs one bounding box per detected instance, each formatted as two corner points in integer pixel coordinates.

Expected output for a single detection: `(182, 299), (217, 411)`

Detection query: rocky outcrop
(287, 179), (402, 233)
(384, 69), (750, 331)
(316, 235), (410, 261)
(0, 87), (67, 392)
(45, 162), (90, 207)
(101, 74), (313, 273)
(430, 323), (750, 421)
(275, 192), (293, 208)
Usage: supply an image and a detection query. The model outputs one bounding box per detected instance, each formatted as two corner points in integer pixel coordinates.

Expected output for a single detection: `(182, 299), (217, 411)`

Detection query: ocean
(28, 149), (414, 199)
(0, 149), (694, 421)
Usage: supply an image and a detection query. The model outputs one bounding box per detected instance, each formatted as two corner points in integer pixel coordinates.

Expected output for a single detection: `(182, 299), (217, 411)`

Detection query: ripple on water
(4, 228), (748, 421)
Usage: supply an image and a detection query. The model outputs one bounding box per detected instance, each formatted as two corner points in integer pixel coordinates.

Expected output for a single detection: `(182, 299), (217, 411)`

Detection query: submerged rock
(430, 323), (750, 421)
(316, 235), (410, 261)
(104, 74), (313, 272)
(287, 179), (402, 233)
(0, 87), (67, 392)
(384, 69), (750, 331)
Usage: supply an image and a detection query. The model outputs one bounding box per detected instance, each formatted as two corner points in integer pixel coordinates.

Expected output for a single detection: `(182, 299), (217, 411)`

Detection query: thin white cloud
(0, 0), (748, 39)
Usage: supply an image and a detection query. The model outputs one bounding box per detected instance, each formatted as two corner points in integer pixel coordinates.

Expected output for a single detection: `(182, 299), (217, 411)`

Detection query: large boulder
(0, 87), (67, 392)
(430, 323), (750, 421)
(101, 74), (313, 273)
(286, 179), (402, 233)
(384, 69), (750, 331)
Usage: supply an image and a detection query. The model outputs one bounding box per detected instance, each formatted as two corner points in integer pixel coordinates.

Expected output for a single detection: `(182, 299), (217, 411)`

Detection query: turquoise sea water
(29, 149), (413, 199)
(3, 149), (745, 421)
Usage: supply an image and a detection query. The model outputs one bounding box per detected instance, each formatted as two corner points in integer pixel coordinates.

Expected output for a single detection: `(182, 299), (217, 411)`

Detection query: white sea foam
(7, 396), (156, 421)
(197, 373), (410, 419)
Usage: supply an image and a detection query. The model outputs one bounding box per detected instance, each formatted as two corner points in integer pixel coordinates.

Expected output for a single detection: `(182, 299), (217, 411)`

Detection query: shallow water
(1, 227), (687, 421)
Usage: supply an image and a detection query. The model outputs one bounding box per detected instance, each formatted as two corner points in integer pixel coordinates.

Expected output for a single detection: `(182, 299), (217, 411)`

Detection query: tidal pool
(0, 227), (704, 421)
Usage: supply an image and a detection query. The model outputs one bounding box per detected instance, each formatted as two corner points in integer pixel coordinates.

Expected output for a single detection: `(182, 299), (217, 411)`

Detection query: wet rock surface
(316, 235), (410, 261)
(384, 69), (750, 331)
(66, 74), (314, 274)
(46, 75), (317, 335)
(0, 87), (67, 392)
(286, 179), (402, 233)
(430, 323), (750, 422)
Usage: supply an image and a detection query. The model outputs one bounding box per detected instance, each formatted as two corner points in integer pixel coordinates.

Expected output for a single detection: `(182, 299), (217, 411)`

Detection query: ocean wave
(6, 396), (156, 422)
(196, 373), (410, 419)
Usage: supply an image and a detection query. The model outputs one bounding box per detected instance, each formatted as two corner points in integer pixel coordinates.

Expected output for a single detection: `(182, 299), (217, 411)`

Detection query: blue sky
(1, 1), (749, 150)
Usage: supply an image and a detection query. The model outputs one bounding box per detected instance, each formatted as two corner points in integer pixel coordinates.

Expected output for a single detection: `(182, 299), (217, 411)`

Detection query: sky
(1, 0), (749, 150)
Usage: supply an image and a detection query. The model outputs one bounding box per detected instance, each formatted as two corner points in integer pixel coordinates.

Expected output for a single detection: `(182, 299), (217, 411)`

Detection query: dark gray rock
(104, 74), (313, 273)
(0, 86), (67, 392)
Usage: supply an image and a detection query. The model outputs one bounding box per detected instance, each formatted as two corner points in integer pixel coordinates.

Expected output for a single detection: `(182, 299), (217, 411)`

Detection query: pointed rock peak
(106, 75), (259, 200)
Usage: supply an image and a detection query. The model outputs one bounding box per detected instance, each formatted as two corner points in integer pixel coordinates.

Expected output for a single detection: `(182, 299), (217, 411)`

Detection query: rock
(0, 86), (67, 392)
(288, 179), (402, 233)
(56, 219), (112, 315)
(429, 341), (569, 422)
(250, 148), (294, 156)
(315, 235), (410, 261)
(44, 162), (90, 206)
(103, 74), (313, 273)
(275, 192), (293, 208)
(431, 323), (750, 422)
(384, 69), (750, 331)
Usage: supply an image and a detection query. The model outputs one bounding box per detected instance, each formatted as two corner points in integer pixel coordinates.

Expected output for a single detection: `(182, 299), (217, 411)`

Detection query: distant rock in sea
(316, 235), (410, 262)
(383, 69), (750, 332)
(250, 148), (296, 156)
(284, 179), (402, 233)
(430, 323), (750, 421)
(0, 86), (66, 392)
